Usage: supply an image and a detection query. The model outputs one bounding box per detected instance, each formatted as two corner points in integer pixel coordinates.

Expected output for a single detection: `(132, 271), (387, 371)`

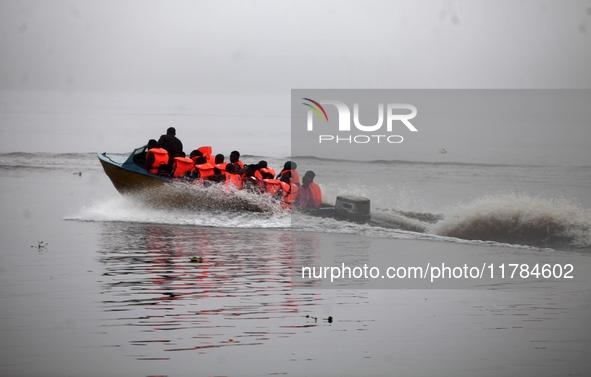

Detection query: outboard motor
(334, 196), (371, 223)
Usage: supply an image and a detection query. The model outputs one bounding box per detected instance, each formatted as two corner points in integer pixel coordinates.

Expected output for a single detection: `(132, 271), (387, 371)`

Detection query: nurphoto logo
(302, 98), (418, 144)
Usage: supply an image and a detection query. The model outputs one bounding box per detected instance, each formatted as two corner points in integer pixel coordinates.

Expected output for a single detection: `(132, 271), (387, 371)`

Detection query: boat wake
(69, 184), (291, 229)
(434, 194), (591, 248)
(130, 182), (284, 213)
(70, 187), (591, 251)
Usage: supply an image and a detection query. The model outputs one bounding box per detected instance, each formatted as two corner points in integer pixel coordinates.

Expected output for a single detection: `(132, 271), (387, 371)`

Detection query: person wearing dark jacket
(157, 127), (183, 171)
(157, 127), (183, 158)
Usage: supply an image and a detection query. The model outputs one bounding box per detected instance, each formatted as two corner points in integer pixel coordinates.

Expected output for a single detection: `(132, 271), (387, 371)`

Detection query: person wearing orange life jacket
(295, 173), (319, 210)
(134, 139), (157, 165)
(230, 150), (245, 171)
(143, 141), (170, 174)
(189, 149), (203, 163)
(277, 161), (300, 185)
(214, 154), (228, 172)
(260, 166), (276, 178)
(261, 171), (282, 196)
(192, 156), (215, 181)
(197, 146), (216, 166)
(259, 166), (279, 195)
(224, 163), (242, 190)
(171, 156), (195, 180)
(254, 160), (272, 179)
(212, 154), (230, 185)
(278, 171), (299, 209)
(190, 150), (215, 181)
(241, 164), (266, 193)
(304, 170), (322, 206)
(206, 167), (225, 184)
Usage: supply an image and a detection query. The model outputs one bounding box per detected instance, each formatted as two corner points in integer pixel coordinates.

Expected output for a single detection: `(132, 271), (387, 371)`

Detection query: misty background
(0, 0), (590, 154)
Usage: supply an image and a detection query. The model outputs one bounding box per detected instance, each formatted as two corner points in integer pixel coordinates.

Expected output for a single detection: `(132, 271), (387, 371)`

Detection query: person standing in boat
(157, 127), (184, 160)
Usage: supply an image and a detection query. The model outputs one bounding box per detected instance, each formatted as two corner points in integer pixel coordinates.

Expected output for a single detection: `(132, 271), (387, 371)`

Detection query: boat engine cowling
(334, 196), (371, 223)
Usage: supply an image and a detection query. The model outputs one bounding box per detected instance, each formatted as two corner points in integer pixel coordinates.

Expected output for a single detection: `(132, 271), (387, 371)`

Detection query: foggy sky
(1, 0), (591, 93)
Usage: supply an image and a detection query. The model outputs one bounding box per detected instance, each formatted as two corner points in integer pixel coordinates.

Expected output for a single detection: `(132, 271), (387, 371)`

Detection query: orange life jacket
(171, 157), (195, 178)
(194, 162), (215, 180)
(147, 148), (169, 174)
(257, 167), (277, 180)
(262, 178), (282, 195)
(241, 175), (265, 192)
(233, 160), (245, 170)
(224, 174), (242, 190)
(309, 182), (322, 205)
(280, 181), (299, 209)
(260, 167), (276, 176)
(279, 169), (300, 185)
(215, 162), (228, 171)
(198, 146), (216, 166)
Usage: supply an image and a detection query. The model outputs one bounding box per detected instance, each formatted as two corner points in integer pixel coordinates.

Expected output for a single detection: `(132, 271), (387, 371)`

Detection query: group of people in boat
(140, 127), (322, 210)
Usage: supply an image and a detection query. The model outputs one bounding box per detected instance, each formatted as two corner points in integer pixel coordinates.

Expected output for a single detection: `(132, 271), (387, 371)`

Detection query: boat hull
(98, 150), (171, 195)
